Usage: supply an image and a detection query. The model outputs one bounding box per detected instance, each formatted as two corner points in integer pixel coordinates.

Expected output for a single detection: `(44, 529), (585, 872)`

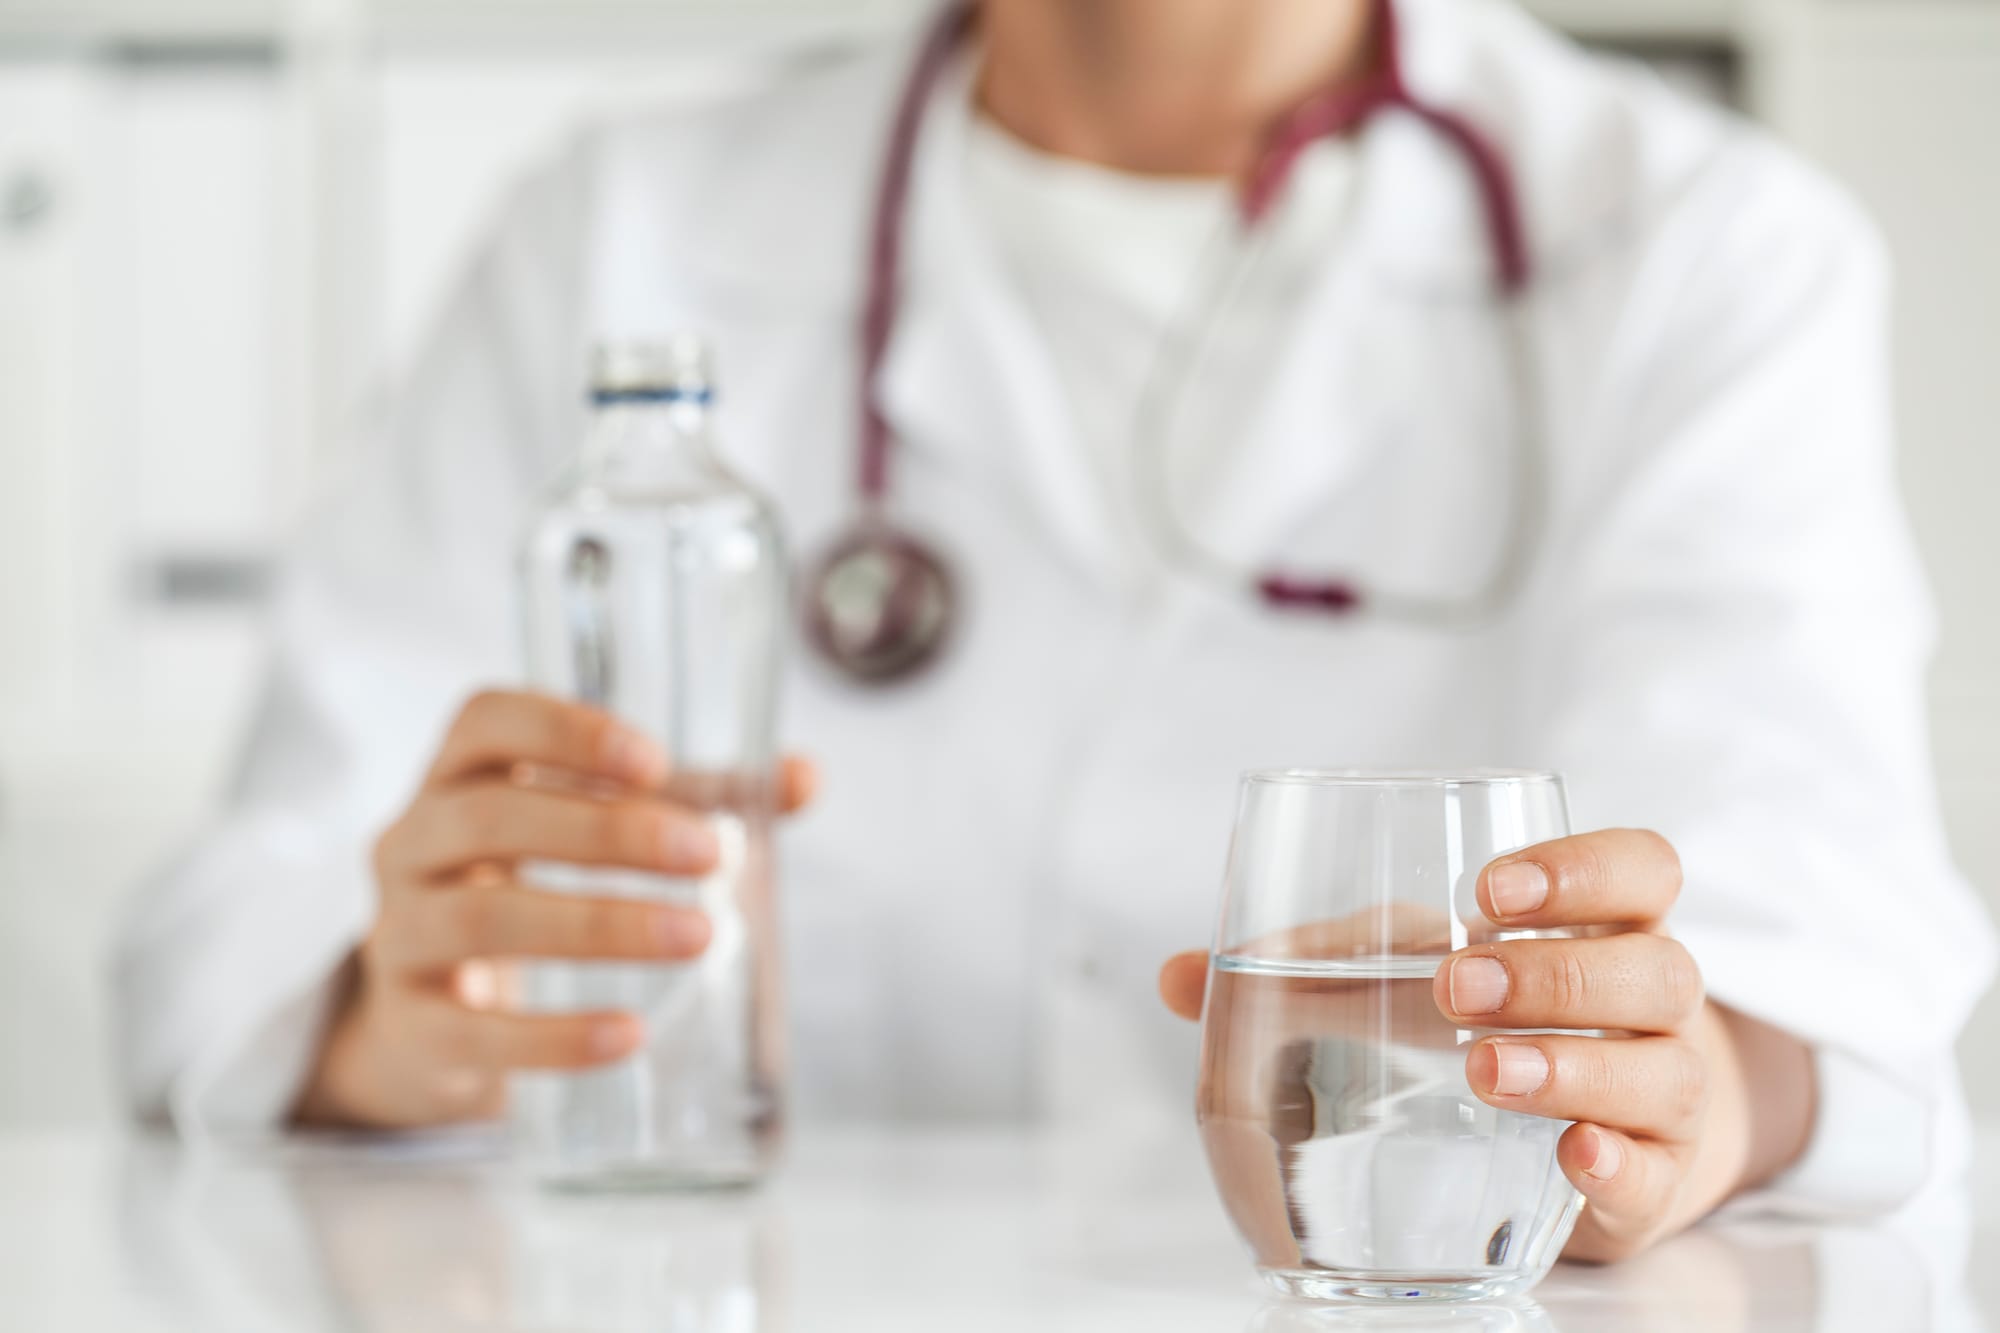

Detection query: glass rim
(1241, 767), (1563, 789)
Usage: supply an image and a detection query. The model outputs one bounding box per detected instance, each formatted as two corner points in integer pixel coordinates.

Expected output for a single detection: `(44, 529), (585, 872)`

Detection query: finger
(381, 884), (712, 970)
(1465, 1035), (1707, 1140)
(655, 754), (821, 814)
(1557, 1124), (1689, 1264)
(1159, 950), (1209, 1021)
(416, 997), (646, 1072)
(1479, 828), (1681, 929)
(780, 755), (818, 813)
(1434, 934), (1703, 1033)
(381, 783), (720, 880)
(427, 690), (666, 789)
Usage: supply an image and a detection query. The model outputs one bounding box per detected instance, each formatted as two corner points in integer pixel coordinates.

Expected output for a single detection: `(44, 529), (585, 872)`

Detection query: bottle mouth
(589, 335), (714, 402)
(589, 385), (714, 407)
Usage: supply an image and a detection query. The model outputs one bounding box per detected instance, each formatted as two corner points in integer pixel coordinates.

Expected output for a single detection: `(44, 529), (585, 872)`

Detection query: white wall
(1775, 3), (2000, 1123)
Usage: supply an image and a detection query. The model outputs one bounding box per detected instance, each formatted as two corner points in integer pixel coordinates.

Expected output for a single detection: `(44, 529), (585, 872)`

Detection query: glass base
(1261, 1267), (1543, 1304)
(535, 1157), (769, 1194)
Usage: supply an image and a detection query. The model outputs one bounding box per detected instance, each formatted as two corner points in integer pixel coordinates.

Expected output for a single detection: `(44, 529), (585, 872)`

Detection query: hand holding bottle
(294, 689), (814, 1129)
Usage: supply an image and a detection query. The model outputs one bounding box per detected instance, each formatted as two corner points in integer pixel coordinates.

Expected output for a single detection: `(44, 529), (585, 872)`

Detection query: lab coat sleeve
(112, 143), (595, 1134)
(1519, 139), (1997, 1214)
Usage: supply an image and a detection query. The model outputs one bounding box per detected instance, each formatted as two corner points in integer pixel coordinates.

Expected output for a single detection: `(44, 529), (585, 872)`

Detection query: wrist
(1705, 1000), (1818, 1196)
(290, 950), (366, 1127)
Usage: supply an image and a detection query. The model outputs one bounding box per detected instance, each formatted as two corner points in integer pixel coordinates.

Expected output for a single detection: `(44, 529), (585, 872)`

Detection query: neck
(975, 0), (1378, 179)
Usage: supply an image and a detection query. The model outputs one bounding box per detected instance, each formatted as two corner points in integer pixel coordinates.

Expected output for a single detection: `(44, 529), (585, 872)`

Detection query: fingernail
(1448, 956), (1510, 1015)
(1582, 1127), (1624, 1181)
(589, 1018), (640, 1059)
(603, 728), (660, 782)
(1488, 862), (1550, 919)
(654, 910), (711, 954)
(664, 819), (719, 868)
(1488, 1042), (1550, 1096)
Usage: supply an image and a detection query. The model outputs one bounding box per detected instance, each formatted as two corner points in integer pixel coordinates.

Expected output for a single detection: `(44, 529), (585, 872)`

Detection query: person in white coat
(117, 0), (1993, 1264)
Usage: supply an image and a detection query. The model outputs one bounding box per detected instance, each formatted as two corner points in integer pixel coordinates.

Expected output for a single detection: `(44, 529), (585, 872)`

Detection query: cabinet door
(0, 64), (94, 724)
(2, 56), (284, 783)
(103, 59), (284, 757)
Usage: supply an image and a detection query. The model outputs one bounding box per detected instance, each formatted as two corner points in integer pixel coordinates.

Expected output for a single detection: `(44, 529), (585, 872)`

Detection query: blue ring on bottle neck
(590, 386), (713, 406)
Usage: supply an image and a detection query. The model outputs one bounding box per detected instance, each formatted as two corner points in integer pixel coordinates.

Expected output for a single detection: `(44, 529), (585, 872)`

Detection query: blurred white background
(0, 0), (1996, 1131)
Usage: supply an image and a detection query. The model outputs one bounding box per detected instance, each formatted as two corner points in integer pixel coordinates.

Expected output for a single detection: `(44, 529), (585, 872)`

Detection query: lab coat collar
(1372, 0), (1509, 295)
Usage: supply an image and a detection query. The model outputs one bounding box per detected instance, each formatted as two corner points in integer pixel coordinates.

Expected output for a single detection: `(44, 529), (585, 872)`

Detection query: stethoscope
(803, 0), (1543, 686)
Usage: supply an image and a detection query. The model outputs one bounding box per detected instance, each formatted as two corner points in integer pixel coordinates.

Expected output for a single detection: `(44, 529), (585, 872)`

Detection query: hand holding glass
(1197, 770), (1586, 1303)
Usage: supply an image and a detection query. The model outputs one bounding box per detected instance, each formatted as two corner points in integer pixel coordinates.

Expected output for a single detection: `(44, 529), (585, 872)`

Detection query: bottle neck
(582, 390), (724, 488)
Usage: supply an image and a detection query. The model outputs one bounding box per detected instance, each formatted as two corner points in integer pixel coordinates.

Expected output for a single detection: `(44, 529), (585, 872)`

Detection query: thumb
(1158, 950), (1210, 1021)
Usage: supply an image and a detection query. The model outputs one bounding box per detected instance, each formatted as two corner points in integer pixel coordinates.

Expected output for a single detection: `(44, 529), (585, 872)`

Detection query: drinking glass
(1197, 770), (1584, 1303)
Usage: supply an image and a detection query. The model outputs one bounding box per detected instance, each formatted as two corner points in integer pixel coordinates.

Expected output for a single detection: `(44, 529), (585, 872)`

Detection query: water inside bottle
(513, 425), (787, 1188)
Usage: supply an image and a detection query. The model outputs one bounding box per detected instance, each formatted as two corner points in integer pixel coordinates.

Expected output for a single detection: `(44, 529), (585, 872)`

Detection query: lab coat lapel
(873, 59), (1130, 590)
(1167, 141), (1395, 576)
(1171, 9), (1507, 582)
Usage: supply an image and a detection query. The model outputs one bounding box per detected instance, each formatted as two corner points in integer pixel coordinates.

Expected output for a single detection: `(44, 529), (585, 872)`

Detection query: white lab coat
(118, 0), (1993, 1214)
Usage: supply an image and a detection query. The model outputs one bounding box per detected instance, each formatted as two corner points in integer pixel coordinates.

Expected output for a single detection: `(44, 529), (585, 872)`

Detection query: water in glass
(1196, 771), (1583, 1302)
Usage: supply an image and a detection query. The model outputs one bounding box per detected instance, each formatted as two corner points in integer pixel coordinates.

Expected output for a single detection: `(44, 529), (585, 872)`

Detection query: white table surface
(1, 1123), (1994, 1332)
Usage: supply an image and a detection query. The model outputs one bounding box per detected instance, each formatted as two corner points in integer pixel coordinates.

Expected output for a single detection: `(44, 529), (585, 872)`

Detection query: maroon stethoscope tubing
(811, 0), (1532, 681)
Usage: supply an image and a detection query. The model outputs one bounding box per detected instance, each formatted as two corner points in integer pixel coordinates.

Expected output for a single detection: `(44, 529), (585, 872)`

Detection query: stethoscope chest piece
(804, 522), (956, 685)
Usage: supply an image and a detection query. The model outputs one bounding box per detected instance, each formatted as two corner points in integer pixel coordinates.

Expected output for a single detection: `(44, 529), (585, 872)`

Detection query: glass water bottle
(512, 336), (788, 1189)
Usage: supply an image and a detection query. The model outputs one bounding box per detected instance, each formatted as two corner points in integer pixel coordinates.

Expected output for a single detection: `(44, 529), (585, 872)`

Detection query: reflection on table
(95, 1126), (1990, 1332)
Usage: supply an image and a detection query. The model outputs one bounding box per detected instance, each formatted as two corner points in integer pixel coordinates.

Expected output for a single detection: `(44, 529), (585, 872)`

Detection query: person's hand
(1159, 829), (1815, 1263)
(295, 690), (815, 1129)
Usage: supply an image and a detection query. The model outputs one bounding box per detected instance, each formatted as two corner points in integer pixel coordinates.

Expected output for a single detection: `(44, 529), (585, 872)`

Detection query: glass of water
(1197, 770), (1584, 1304)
